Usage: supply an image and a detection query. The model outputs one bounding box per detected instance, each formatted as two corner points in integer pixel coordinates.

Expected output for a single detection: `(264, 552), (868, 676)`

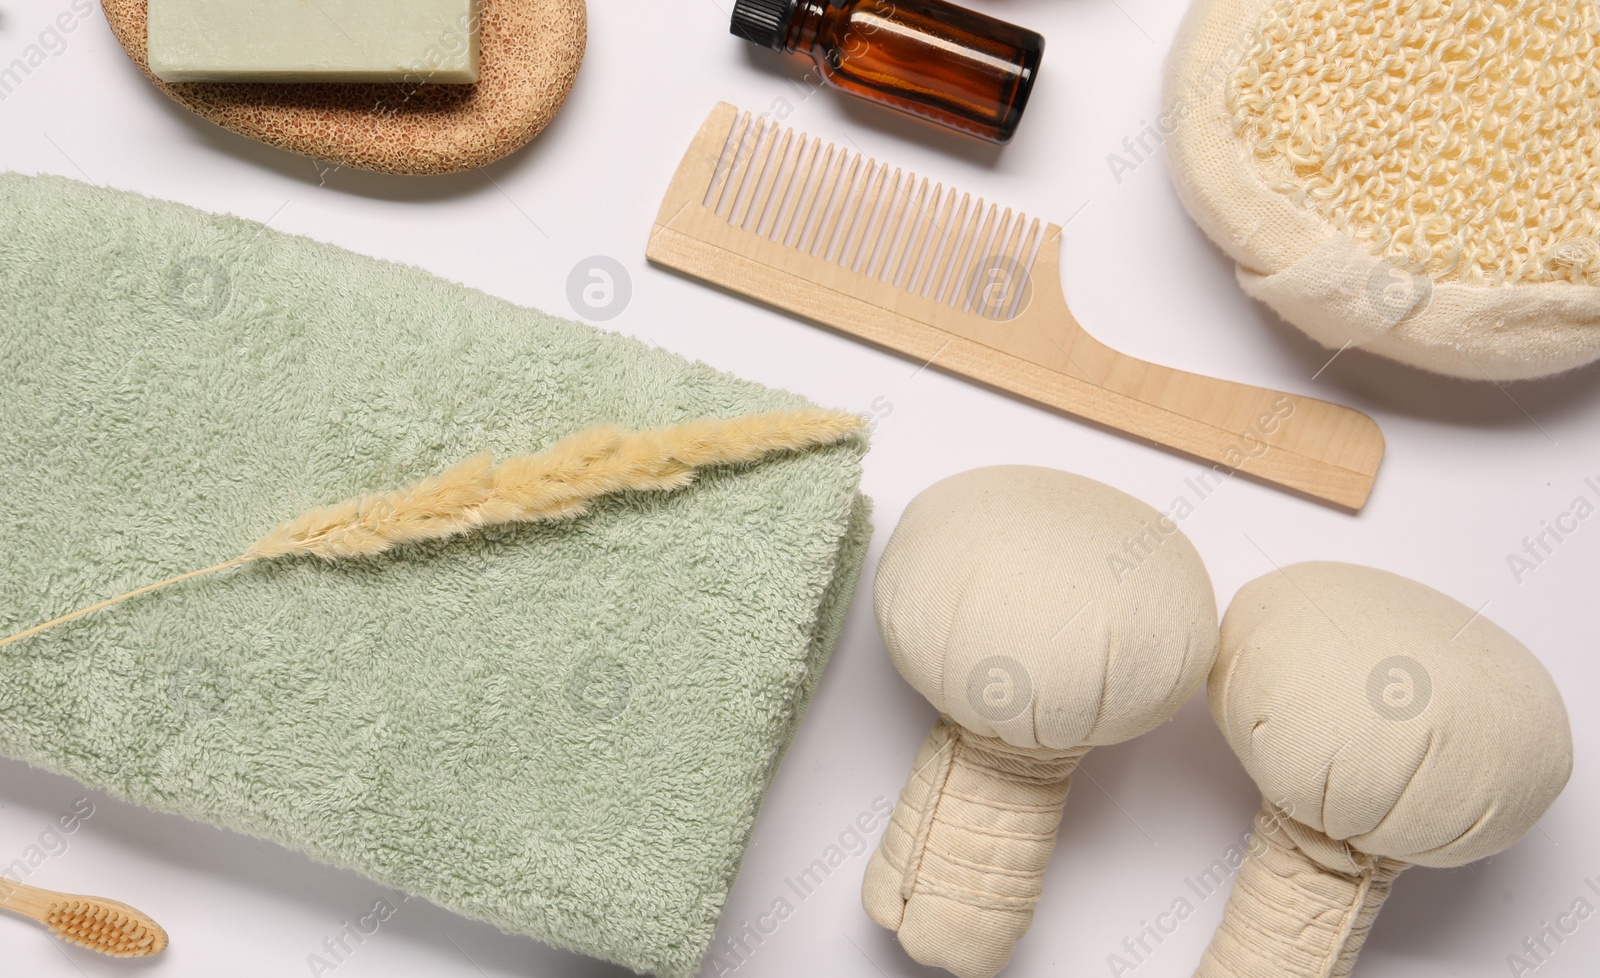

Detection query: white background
(1, 1), (1597, 976)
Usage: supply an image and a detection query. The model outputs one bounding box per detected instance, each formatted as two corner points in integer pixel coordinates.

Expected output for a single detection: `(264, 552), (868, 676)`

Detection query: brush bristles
(46, 900), (168, 957)
(702, 111), (1044, 320)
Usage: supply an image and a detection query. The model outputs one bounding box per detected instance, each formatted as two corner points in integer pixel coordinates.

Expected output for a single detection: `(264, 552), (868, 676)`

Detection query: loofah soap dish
(1165, 0), (1600, 380)
(103, 0), (585, 175)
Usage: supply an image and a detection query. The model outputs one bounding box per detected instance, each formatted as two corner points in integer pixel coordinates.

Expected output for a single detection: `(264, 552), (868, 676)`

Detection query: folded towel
(0, 173), (870, 978)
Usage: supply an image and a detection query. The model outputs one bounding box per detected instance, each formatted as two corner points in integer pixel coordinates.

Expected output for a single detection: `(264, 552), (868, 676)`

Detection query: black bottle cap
(730, 0), (800, 50)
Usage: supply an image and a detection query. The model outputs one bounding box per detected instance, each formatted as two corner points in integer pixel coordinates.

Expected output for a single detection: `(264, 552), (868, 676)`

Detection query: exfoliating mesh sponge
(0, 173), (870, 978)
(1165, 0), (1600, 380)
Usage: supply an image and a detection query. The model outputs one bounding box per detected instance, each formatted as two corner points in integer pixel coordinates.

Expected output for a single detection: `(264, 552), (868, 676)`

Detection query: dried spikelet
(247, 451), (500, 560)
(0, 409), (864, 649)
(249, 409), (862, 560)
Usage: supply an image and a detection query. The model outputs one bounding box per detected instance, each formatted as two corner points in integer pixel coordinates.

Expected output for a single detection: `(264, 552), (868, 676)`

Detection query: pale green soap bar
(147, 0), (479, 83)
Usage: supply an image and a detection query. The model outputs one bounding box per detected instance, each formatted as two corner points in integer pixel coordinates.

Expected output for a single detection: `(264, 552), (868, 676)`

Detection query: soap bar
(147, 0), (480, 83)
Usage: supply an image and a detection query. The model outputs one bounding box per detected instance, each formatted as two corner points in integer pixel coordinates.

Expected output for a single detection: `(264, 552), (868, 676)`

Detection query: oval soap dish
(102, 0), (585, 176)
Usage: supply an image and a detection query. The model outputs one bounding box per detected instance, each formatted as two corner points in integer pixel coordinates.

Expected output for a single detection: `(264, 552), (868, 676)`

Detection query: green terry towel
(0, 173), (870, 978)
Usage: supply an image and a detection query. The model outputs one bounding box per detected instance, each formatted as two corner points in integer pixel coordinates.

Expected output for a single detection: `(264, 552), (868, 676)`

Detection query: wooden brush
(0, 880), (168, 957)
(647, 103), (1386, 509)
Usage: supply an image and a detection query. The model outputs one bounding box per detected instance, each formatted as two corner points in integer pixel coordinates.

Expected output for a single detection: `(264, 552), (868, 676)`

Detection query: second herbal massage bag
(0, 174), (870, 978)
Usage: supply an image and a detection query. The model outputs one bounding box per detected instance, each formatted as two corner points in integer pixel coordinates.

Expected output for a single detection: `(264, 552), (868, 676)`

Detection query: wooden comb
(647, 104), (1385, 509)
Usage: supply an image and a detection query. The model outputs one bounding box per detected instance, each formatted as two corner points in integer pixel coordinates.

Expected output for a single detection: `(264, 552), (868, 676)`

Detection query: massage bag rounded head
(1213, 562), (1573, 869)
(874, 465), (1218, 751)
(1164, 0), (1600, 381)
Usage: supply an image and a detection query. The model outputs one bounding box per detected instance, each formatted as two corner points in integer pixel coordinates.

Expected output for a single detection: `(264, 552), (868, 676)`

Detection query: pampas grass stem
(0, 409), (863, 649)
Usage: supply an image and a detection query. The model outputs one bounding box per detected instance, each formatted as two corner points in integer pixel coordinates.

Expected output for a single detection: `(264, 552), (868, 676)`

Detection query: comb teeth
(702, 112), (1044, 320)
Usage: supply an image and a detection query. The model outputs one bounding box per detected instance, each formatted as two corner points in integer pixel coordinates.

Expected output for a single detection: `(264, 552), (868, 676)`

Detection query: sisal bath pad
(1164, 0), (1600, 380)
(863, 467), (1218, 978)
(103, 0), (584, 175)
(1199, 562), (1572, 977)
(0, 173), (869, 978)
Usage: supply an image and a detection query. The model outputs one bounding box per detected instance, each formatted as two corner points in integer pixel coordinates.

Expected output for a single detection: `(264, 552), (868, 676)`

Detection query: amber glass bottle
(730, 0), (1044, 144)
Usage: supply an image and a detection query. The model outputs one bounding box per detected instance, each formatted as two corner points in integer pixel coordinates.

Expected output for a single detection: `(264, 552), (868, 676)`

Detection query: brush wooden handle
(0, 879), (61, 921)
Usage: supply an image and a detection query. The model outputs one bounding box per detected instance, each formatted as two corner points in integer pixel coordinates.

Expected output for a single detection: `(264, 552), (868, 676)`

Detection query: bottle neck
(780, 0), (830, 52)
